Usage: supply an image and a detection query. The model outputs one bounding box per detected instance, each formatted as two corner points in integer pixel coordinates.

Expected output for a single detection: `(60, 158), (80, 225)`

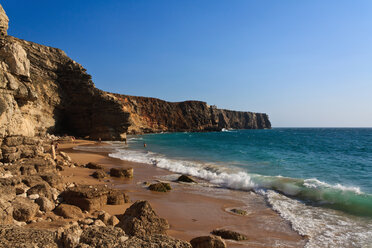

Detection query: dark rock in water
(54, 204), (84, 219)
(190, 235), (226, 248)
(85, 162), (103, 170)
(107, 190), (130, 205)
(12, 196), (39, 222)
(211, 229), (248, 241)
(118, 200), (169, 237)
(110, 167), (133, 178)
(0, 225), (59, 248)
(91, 170), (107, 179)
(230, 208), (247, 216)
(177, 174), (196, 183)
(148, 182), (172, 192)
(60, 185), (110, 212)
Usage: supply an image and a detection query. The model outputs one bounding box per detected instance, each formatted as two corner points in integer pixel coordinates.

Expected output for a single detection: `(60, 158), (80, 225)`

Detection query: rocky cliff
(0, 6), (130, 145)
(111, 94), (271, 134)
(0, 3), (270, 161)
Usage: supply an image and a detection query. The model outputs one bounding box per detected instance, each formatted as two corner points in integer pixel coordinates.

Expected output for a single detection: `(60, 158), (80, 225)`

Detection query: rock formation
(0, 1), (270, 153)
(112, 94), (271, 134)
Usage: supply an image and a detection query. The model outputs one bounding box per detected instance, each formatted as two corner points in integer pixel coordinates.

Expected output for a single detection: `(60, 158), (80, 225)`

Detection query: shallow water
(77, 128), (372, 247)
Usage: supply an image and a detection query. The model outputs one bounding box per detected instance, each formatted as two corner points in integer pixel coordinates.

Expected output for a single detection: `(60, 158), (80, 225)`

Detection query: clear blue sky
(3, 0), (372, 127)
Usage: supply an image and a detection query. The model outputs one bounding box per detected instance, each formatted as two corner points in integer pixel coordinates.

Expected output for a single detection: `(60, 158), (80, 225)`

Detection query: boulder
(177, 175), (196, 183)
(108, 215), (120, 226)
(79, 226), (129, 247)
(35, 196), (55, 212)
(211, 229), (247, 241)
(0, 42), (30, 78)
(59, 151), (71, 162)
(4, 136), (24, 147)
(118, 200), (169, 237)
(148, 182), (172, 192)
(0, 198), (13, 224)
(230, 208), (247, 216)
(190, 236), (226, 248)
(107, 190), (130, 205)
(12, 196), (39, 222)
(54, 204), (84, 219)
(125, 234), (192, 248)
(110, 167), (133, 178)
(26, 182), (53, 200)
(85, 162), (103, 170)
(60, 224), (83, 248)
(60, 185), (110, 212)
(41, 173), (64, 190)
(91, 170), (107, 179)
(0, 225), (59, 248)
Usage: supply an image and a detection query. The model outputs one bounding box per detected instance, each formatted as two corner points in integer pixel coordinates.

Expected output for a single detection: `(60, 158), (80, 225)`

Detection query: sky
(3, 0), (372, 127)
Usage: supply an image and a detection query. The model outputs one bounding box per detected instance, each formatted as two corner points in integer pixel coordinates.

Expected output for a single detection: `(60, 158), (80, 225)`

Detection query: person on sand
(144, 143), (147, 148)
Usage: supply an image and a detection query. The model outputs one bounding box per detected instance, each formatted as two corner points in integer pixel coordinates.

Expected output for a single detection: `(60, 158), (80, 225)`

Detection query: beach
(59, 140), (306, 248)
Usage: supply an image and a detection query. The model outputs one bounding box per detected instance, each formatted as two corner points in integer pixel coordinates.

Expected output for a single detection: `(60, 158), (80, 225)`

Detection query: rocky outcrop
(211, 229), (247, 241)
(111, 94), (271, 134)
(118, 200), (169, 237)
(190, 235), (226, 248)
(0, 2), (270, 150)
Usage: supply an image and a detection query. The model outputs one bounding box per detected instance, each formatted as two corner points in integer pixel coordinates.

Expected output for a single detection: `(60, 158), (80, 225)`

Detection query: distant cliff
(110, 94), (271, 134)
(0, 4), (270, 151)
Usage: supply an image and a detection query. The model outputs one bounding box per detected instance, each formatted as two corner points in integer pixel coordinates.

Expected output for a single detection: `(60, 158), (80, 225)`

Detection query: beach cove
(60, 139), (306, 248)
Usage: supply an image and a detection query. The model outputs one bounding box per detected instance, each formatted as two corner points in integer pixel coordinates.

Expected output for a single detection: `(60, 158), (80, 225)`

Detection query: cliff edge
(111, 94), (271, 134)
(0, 4), (270, 150)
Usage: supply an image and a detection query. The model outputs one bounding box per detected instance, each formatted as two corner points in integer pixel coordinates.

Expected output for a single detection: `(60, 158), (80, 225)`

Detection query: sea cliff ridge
(0, 3), (270, 144)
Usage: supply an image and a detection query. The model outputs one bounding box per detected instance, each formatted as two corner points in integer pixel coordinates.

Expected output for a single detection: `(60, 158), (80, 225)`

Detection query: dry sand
(59, 140), (306, 248)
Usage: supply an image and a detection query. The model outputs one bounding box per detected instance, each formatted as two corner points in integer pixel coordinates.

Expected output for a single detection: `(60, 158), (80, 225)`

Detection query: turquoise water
(120, 128), (372, 217)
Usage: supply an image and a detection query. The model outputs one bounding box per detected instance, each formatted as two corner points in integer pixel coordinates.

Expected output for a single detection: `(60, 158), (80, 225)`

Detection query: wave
(266, 190), (372, 248)
(108, 147), (372, 217)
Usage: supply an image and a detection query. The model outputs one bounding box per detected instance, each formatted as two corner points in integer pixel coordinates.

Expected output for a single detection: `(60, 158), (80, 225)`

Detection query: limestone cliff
(110, 94), (271, 134)
(0, 3), (271, 163)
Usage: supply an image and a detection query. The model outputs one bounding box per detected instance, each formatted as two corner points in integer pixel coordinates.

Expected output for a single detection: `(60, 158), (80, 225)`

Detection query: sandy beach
(59, 140), (306, 248)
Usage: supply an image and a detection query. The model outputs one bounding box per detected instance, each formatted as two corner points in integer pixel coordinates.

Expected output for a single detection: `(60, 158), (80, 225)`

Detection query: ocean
(106, 128), (372, 247)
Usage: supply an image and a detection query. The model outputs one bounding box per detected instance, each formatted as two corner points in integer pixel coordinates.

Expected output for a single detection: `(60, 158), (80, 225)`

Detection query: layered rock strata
(0, 3), (270, 148)
(111, 94), (271, 134)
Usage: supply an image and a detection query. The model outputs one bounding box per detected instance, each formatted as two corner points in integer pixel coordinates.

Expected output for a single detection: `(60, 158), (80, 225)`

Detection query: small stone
(85, 162), (103, 170)
(110, 167), (133, 178)
(54, 204), (84, 219)
(91, 170), (107, 179)
(148, 182), (172, 192)
(230, 208), (247, 216)
(190, 235), (226, 248)
(28, 194), (40, 200)
(35, 197), (55, 212)
(177, 174), (196, 183)
(107, 216), (119, 226)
(211, 229), (248, 241)
(93, 219), (106, 227)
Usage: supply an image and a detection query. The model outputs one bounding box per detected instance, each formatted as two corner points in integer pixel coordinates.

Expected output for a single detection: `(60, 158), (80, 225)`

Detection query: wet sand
(59, 140), (306, 248)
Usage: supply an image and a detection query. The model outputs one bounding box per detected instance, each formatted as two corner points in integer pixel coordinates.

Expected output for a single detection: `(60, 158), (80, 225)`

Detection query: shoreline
(60, 140), (306, 248)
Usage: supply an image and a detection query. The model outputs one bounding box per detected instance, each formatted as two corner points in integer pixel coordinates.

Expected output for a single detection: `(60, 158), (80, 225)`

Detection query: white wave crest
(109, 148), (256, 190)
(303, 178), (362, 194)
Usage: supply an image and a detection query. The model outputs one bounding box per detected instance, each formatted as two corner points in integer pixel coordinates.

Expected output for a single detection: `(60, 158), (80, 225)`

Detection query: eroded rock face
(118, 200), (169, 237)
(0, 4), (8, 39)
(112, 94), (271, 134)
(0, 225), (59, 248)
